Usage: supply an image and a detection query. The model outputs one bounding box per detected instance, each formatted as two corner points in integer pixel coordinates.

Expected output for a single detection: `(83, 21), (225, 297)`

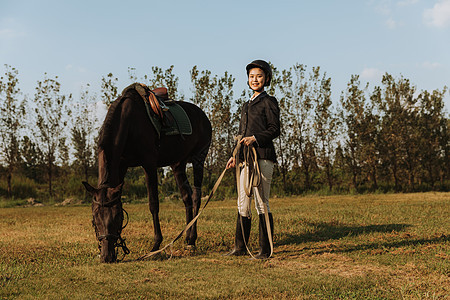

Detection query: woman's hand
(226, 157), (236, 169)
(240, 136), (256, 146)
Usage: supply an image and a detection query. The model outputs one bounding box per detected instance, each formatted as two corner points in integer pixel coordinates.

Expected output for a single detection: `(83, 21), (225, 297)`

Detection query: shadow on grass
(277, 220), (449, 255)
(310, 235), (450, 255)
(277, 221), (412, 246)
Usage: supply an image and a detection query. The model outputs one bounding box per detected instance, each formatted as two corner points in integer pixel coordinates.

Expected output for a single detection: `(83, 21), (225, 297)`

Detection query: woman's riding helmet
(246, 60), (272, 87)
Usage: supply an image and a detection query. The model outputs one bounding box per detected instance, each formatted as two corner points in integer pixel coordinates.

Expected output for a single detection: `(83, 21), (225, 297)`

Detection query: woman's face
(248, 68), (266, 92)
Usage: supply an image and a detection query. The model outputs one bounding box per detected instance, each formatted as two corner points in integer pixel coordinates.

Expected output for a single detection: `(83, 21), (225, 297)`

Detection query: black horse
(83, 87), (211, 263)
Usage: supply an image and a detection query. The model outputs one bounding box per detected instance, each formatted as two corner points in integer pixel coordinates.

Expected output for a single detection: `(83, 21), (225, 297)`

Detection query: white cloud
(65, 64), (87, 73)
(385, 17), (398, 28)
(424, 0), (450, 28)
(361, 68), (384, 80)
(369, 0), (402, 29)
(397, 0), (418, 7)
(0, 28), (24, 39)
(0, 18), (26, 39)
(421, 61), (442, 69)
(370, 0), (393, 15)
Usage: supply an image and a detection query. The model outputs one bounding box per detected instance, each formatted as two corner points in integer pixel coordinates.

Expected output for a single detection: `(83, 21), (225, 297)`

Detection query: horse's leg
(143, 165), (163, 251)
(171, 161), (195, 246)
(189, 149), (207, 245)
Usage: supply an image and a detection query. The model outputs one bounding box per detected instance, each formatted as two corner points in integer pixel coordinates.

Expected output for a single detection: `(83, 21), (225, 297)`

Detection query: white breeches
(237, 159), (274, 217)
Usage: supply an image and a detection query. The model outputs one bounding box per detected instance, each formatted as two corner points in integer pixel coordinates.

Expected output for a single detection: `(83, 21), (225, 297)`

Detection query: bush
(0, 175), (38, 199)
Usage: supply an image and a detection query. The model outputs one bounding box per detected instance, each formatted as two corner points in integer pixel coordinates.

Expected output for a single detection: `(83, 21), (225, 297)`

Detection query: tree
(211, 71), (235, 169)
(374, 74), (418, 190)
(269, 64), (292, 192)
(416, 87), (449, 186)
(0, 65), (25, 197)
(362, 91), (380, 190)
(190, 66), (235, 179)
(33, 74), (72, 196)
(339, 75), (368, 189)
(71, 85), (98, 183)
(20, 136), (44, 183)
(101, 72), (119, 108)
(282, 64), (317, 190)
(311, 68), (336, 190)
(147, 65), (184, 101)
(129, 65), (185, 101)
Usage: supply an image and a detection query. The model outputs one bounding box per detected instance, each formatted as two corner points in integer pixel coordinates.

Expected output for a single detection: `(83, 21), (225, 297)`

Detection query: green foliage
(33, 74), (72, 196)
(19, 136), (45, 183)
(0, 65), (25, 197)
(71, 85), (97, 182)
(190, 66), (236, 178)
(0, 174), (37, 199)
(0, 64), (448, 206)
(100, 72), (118, 107)
(129, 65), (184, 101)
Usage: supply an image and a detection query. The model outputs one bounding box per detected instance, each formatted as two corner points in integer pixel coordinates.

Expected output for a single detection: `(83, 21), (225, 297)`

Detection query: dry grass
(1, 192), (449, 299)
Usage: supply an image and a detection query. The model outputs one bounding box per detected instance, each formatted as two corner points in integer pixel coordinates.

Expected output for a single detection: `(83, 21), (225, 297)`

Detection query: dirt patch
(56, 198), (82, 206)
(23, 198), (44, 207)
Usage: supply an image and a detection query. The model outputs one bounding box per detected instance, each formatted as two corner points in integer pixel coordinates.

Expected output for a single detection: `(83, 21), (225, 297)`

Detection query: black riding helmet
(246, 59), (272, 87)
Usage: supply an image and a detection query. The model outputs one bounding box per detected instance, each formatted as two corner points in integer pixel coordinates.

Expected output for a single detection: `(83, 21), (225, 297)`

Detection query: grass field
(1, 192), (449, 299)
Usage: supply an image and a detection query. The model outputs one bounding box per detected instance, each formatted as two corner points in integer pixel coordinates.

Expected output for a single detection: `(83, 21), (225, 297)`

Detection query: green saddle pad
(144, 101), (192, 138)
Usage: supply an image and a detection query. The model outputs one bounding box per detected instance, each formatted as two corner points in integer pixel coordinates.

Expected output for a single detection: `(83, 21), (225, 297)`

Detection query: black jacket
(238, 91), (280, 163)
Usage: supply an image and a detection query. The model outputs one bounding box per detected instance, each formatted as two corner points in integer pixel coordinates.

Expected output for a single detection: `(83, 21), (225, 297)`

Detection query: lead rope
(138, 136), (273, 261)
(236, 137), (273, 259)
(137, 141), (242, 261)
(138, 169), (227, 260)
(115, 208), (130, 262)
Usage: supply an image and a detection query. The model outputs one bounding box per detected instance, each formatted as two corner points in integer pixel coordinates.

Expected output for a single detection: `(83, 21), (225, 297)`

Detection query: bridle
(92, 195), (130, 261)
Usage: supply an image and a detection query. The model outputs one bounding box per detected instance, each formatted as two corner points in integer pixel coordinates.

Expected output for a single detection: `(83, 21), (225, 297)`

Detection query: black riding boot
(254, 213), (273, 259)
(225, 213), (251, 256)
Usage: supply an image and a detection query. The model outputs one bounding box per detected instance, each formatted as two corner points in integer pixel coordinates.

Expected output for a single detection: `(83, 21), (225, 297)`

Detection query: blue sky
(1, 0), (449, 109)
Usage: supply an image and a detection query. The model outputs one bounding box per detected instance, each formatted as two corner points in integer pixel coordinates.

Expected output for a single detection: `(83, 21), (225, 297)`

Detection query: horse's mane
(96, 95), (127, 187)
(98, 96), (125, 150)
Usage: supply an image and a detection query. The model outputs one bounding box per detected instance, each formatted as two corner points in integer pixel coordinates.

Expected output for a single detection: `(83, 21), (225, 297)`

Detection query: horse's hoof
(151, 243), (162, 252)
(184, 244), (196, 252)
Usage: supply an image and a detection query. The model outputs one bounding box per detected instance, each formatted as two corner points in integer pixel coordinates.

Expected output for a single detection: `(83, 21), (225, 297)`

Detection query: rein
(93, 203), (130, 262)
(138, 168), (228, 260)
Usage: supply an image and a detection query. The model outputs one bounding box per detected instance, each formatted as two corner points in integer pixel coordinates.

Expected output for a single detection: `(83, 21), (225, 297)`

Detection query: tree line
(0, 63), (448, 203)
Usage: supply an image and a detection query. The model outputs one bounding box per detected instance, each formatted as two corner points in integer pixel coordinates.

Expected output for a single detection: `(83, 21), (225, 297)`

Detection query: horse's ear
(112, 182), (124, 193)
(82, 181), (97, 194)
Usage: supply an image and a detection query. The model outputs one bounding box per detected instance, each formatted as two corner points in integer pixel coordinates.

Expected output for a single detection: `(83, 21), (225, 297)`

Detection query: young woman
(225, 59), (280, 259)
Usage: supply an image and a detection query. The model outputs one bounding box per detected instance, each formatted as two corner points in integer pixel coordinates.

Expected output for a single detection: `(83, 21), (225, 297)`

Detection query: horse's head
(82, 181), (125, 263)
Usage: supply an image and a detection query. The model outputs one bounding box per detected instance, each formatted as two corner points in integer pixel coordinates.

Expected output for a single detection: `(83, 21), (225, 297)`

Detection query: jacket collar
(249, 91), (267, 105)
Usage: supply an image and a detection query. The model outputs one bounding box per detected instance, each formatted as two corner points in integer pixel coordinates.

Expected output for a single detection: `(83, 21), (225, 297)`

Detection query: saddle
(121, 83), (192, 138)
(148, 87), (170, 120)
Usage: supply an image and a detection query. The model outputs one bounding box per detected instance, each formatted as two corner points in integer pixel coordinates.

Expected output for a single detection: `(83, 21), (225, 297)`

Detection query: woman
(226, 59), (280, 259)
